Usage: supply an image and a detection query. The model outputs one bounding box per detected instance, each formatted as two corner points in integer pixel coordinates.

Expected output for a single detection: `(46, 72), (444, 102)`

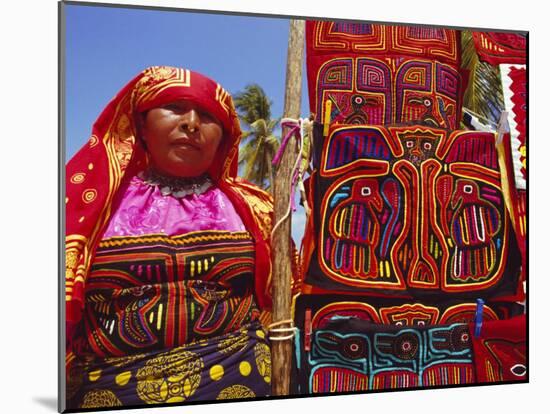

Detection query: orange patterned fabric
(307, 21), (460, 65)
(305, 21), (464, 129)
(66, 66), (274, 337)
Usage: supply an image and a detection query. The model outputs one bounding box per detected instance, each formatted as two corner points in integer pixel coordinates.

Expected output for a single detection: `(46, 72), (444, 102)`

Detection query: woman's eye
(164, 104), (182, 112)
(199, 112), (215, 122)
(199, 111), (222, 126)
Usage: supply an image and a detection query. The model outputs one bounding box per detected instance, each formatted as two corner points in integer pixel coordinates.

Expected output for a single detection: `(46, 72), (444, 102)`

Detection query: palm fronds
(461, 31), (505, 127)
(234, 84), (280, 191)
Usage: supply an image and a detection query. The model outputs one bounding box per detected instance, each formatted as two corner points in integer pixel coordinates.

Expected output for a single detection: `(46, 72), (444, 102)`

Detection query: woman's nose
(180, 109), (200, 132)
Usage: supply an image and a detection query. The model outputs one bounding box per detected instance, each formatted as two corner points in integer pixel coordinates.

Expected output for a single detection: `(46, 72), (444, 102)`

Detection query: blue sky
(65, 3), (310, 243)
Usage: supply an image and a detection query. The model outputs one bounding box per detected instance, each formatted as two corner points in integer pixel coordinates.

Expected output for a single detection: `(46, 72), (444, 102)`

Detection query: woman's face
(141, 100), (223, 178)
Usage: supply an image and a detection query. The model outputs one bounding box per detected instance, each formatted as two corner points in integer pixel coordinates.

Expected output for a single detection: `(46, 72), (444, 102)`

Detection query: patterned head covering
(66, 67), (274, 338)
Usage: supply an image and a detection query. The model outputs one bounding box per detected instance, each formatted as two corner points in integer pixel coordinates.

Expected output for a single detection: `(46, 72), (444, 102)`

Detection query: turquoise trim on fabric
(294, 327), (302, 371)
(294, 327), (302, 393)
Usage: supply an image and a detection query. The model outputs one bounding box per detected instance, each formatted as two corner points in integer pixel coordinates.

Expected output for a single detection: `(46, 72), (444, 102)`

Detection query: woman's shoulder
(223, 177), (274, 241)
(228, 177), (274, 213)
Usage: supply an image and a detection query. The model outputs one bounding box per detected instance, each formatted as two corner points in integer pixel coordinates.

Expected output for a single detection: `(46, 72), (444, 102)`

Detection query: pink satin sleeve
(102, 175), (246, 237)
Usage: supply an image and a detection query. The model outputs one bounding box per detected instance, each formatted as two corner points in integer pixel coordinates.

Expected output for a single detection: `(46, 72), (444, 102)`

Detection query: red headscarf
(65, 66), (274, 336)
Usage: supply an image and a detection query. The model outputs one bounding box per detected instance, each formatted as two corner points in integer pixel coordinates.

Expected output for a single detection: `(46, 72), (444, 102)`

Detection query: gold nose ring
(188, 126), (196, 133)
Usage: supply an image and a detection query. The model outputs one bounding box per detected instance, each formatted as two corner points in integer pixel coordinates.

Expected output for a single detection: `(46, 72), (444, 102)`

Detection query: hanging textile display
(293, 294), (523, 328)
(302, 123), (522, 300)
(296, 20), (527, 395)
(471, 31), (527, 292)
(291, 298), (526, 394)
(293, 314), (475, 393)
(306, 21), (464, 129)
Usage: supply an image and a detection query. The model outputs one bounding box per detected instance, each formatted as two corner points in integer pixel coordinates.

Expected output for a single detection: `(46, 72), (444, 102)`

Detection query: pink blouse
(102, 174), (246, 238)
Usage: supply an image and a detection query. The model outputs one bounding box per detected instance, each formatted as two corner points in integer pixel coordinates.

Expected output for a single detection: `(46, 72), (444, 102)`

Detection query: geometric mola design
(307, 322), (473, 392)
(307, 125), (520, 296)
(307, 21), (459, 64)
(304, 299), (515, 329)
(312, 58), (461, 129)
(306, 21), (462, 129)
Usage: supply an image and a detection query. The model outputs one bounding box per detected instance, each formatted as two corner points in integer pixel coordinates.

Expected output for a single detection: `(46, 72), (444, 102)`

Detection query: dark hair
(133, 110), (149, 151)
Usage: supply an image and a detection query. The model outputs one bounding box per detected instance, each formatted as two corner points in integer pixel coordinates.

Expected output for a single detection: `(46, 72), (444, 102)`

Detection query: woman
(65, 66), (281, 409)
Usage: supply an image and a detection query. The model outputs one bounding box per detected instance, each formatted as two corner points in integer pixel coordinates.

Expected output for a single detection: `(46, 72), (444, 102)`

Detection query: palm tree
(234, 84), (280, 192)
(461, 31), (505, 127)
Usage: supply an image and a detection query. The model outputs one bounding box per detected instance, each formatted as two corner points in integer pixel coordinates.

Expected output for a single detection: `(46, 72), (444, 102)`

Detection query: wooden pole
(271, 19), (305, 396)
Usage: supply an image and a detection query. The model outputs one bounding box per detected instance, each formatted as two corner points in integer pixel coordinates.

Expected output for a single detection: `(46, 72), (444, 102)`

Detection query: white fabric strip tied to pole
(270, 117), (311, 244)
